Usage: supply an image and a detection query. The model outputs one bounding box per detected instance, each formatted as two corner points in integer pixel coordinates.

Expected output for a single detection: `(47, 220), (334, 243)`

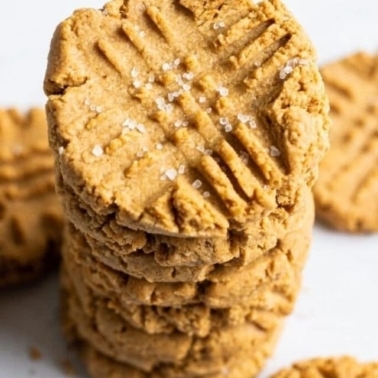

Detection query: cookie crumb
(29, 346), (42, 361)
(60, 359), (76, 376)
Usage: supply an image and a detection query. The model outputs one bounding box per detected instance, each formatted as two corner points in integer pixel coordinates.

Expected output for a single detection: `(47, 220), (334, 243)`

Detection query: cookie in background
(315, 52), (378, 233)
(0, 108), (63, 288)
(269, 356), (378, 378)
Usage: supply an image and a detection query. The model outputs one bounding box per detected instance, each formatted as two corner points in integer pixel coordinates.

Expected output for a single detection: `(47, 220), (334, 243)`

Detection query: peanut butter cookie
(63, 187), (312, 283)
(270, 357), (378, 378)
(62, 207), (312, 308)
(0, 108), (63, 288)
(62, 281), (282, 372)
(315, 52), (378, 232)
(79, 338), (280, 378)
(45, 0), (329, 238)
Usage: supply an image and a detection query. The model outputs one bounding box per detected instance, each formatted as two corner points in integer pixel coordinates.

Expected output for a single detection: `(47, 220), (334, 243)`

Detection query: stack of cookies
(0, 108), (63, 288)
(44, 0), (330, 377)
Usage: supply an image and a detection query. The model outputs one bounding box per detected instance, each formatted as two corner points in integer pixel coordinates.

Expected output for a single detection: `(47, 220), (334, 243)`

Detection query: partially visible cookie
(315, 52), (378, 232)
(270, 357), (378, 378)
(61, 237), (300, 338)
(63, 219), (311, 308)
(62, 280), (281, 372)
(63, 291), (282, 378)
(80, 337), (279, 378)
(62, 199), (312, 310)
(0, 109), (63, 288)
(64, 186), (312, 283)
(45, 0), (329, 238)
(60, 177), (310, 269)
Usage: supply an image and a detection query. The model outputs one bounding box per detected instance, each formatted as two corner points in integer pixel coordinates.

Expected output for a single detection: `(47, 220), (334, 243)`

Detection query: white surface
(0, 0), (378, 377)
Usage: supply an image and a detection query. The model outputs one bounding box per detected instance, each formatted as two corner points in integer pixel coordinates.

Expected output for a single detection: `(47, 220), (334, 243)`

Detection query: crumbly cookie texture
(62, 286), (282, 378)
(270, 357), (378, 378)
(63, 218), (311, 309)
(315, 52), (378, 232)
(79, 339), (280, 378)
(45, 0), (329, 238)
(62, 280), (282, 373)
(63, 187), (312, 283)
(62, 253), (300, 337)
(0, 108), (63, 288)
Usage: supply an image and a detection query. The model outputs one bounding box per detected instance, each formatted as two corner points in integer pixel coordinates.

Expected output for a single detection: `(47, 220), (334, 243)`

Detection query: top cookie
(315, 52), (378, 232)
(45, 0), (329, 237)
(270, 357), (378, 378)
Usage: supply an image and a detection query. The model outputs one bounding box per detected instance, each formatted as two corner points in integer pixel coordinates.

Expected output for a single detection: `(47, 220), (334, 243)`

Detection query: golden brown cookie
(62, 205), (312, 309)
(62, 280), (282, 372)
(315, 52), (378, 232)
(45, 0), (329, 238)
(79, 336), (279, 378)
(62, 248), (298, 339)
(270, 357), (378, 378)
(60, 177), (310, 269)
(0, 108), (63, 288)
(62, 283), (282, 378)
(63, 186), (312, 283)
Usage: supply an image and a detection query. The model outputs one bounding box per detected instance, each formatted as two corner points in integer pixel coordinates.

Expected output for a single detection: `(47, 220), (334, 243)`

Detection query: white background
(0, 1), (378, 377)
